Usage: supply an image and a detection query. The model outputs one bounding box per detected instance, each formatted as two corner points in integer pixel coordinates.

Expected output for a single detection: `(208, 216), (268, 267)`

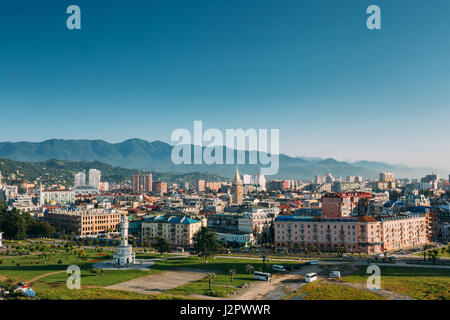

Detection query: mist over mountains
(0, 139), (440, 179)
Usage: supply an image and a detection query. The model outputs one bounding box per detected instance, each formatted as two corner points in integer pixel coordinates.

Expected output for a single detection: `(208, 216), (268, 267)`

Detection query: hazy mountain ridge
(0, 158), (226, 185)
(0, 139), (441, 179)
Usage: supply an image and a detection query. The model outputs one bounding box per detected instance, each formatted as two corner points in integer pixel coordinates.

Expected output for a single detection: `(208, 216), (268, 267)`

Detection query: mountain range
(0, 139), (441, 179)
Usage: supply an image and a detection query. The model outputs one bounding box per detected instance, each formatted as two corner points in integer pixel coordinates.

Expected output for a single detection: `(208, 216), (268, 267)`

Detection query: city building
(380, 172), (396, 189)
(39, 187), (75, 206)
(88, 169), (102, 190)
(74, 171), (86, 187)
(132, 172), (152, 193)
(274, 212), (428, 254)
(196, 179), (205, 192)
(141, 215), (205, 247)
(43, 208), (122, 237)
(216, 232), (254, 247)
(152, 181), (167, 194)
(321, 192), (372, 218)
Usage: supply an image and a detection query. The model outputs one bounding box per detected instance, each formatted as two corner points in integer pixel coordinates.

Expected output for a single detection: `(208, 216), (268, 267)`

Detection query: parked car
(272, 264), (287, 272)
(309, 260), (319, 265)
(329, 271), (341, 278)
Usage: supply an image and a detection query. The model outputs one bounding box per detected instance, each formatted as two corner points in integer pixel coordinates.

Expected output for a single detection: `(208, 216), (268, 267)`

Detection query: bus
(253, 271), (272, 281)
(305, 273), (318, 283)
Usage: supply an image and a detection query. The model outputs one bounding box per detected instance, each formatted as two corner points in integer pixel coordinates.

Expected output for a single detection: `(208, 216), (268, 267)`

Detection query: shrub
(210, 290), (227, 297)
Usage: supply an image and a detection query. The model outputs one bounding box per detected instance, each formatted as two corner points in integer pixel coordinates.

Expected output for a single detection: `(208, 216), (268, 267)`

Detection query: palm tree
(245, 264), (254, 274)
(261, 254), (267, 271)
(229, 269), (236, 282)
(207, 273), (216, 290)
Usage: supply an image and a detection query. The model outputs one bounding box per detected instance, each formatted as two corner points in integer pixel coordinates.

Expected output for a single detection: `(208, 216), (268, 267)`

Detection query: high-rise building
(196, 179), (205, 192)
(315, 175), (325, 184)
(153, 181), (167, 194)
(132, 172), (152, 193)
(88, 169), (101, 189)
(232, 167), (243, 205)
(380, 172), (395, 182)
(74, 171), (86, 187)
(325, 173), (335, 184)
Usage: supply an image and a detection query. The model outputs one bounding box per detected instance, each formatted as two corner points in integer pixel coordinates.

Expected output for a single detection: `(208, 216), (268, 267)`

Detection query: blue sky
(1, 0), (450, 169)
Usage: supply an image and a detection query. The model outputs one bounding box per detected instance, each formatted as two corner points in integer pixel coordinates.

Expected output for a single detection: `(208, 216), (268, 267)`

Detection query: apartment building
(141, 215), (205, 247)
(379, 214), (428, 251)
(39, 189), (75, 206)
(43, 208), (122, 237)
(274, 212), (428, 254)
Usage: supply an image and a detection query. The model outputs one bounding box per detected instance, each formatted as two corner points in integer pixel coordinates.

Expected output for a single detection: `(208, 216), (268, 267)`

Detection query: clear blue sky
(1, 0), (449, 169)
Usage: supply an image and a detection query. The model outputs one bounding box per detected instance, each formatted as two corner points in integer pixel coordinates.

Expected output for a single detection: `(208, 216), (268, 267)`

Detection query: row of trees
(0, 201), (55, 240)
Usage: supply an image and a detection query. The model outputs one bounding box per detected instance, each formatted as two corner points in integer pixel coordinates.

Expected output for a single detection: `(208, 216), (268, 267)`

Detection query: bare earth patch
(106, 269), (211, 295)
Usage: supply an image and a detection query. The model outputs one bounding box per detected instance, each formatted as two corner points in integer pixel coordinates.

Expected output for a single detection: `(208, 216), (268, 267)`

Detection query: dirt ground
(229, 264), (323, 300)
(106, 269), (212, 295)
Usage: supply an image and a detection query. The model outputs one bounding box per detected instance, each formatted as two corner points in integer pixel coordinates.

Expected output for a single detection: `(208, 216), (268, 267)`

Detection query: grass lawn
(415, 245), (450, 258)
(283, 280), (385, 300)
(155, 256), (300, 297)
(1, 247), (301, 299)
(341, 266), (450, 300)
(31, 282), (185, 300)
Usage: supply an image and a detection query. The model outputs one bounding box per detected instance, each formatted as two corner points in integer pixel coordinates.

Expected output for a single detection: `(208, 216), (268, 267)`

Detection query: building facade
(43, 208), (121, 237)
(141, 215), (205, 247)
(274, 212), (428, 254)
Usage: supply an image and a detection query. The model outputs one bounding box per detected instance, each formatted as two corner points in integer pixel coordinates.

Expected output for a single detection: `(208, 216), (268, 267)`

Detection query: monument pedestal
(113, 245), (136, 265)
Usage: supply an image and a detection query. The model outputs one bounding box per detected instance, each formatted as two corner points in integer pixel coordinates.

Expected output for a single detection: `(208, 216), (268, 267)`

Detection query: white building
(39, 186), (75, 206)
(242, 174), (266, 191)
(0, 185), (18, 202)
(74, 171), (86, 187)
(216, 232), (254, 247)
(89, 169), (101, 190)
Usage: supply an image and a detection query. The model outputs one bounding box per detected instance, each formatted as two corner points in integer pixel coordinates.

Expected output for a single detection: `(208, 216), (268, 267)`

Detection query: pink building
(274, 213), (428, 254)
(322, 192), (372, 218)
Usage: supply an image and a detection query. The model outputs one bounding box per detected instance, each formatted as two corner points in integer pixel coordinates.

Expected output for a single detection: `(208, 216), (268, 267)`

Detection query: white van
(305, 273), (318, 283)
(329, 271), (341, 278)
(253, 271), (272, 281)
(309, 260), (319, 265)
(272, 264), (286, 272)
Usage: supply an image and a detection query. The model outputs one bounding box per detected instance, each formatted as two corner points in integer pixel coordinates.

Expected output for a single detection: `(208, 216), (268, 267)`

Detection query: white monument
(112, 215), (136, 265)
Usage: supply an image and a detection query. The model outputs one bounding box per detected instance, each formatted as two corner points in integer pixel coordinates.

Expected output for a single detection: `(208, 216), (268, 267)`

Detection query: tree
(207, 273), (216, 290)
(261, 254), (267, 271)
(154, 238), (171, 256)
(192, 227), (219, 264)
(245, 264), (254, 274)
(229, 269), (236, 282)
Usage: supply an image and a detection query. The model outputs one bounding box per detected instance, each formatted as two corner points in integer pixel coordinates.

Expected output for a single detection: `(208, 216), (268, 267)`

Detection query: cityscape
(0, 0), (449, 310)
(0, 159), (449, 301)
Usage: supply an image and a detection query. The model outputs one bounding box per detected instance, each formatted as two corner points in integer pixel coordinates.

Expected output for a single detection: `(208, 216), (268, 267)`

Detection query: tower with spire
(232, 166), (243, 205)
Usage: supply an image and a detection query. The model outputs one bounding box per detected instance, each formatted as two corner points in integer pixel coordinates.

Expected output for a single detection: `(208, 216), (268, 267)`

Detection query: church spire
(234, 166), (242, 183)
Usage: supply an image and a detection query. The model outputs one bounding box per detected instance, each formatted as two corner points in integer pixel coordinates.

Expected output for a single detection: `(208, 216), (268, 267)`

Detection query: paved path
(28, 270), (66, 285)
